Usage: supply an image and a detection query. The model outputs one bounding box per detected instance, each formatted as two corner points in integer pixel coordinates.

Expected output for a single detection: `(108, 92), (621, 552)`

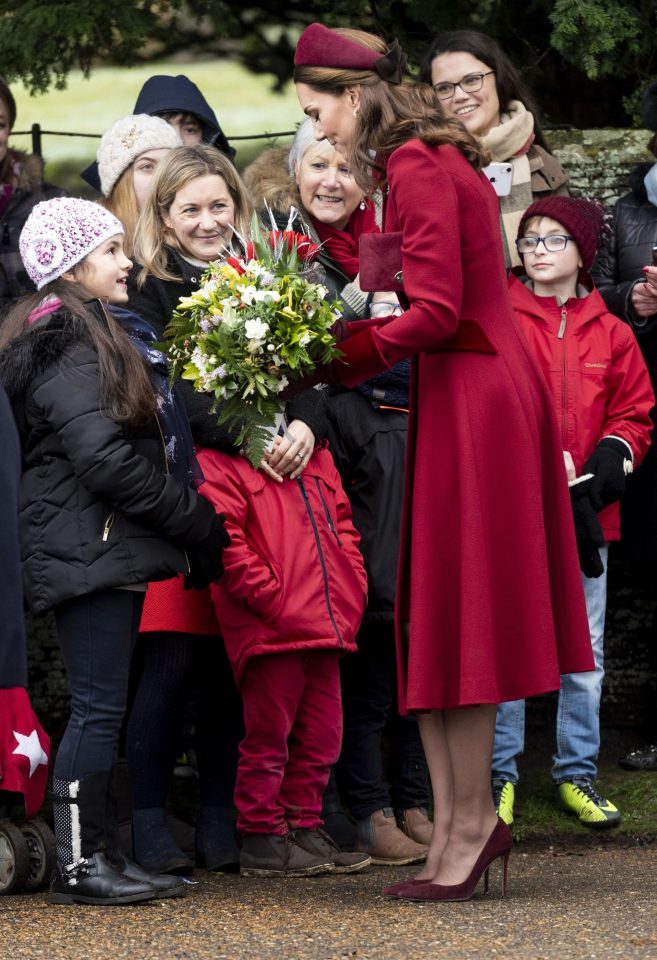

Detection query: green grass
(508, 768), (657, 846)
(10, 58), (301, 191)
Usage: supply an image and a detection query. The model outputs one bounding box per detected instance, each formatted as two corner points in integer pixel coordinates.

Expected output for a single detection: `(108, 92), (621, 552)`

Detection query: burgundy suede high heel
(395, 817), (512, 902)
(382, 877), (428, 897)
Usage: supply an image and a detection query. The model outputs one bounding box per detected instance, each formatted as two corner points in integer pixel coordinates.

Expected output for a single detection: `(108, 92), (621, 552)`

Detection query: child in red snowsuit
(200, 442), (369, 877)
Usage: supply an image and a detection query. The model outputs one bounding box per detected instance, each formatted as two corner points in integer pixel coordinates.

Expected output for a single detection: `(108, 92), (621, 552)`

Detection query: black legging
(126, 632), (242, 810)
(337, 621), (430, 819)
(54, 589), (145, 782)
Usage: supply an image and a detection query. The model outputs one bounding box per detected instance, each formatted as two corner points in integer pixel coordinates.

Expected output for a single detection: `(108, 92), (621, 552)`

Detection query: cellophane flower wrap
(166, 212), (341, 466)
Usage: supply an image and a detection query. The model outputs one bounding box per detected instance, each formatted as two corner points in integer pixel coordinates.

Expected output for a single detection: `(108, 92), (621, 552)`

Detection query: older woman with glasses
(420, 30), (569, 267)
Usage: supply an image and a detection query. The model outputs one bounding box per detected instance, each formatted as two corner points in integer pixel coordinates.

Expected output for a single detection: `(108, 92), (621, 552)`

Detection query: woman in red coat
(294, 24), (594, 902)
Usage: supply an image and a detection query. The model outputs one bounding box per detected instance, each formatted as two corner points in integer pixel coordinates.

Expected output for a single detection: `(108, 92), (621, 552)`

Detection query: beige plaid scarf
(481, 101), (535, 267)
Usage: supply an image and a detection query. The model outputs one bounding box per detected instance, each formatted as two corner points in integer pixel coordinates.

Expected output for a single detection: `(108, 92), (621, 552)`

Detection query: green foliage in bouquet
(166, 213), (342, 467)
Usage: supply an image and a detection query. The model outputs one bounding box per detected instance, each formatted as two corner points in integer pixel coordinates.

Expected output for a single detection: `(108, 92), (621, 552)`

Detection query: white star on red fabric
(12, 729), (48, 777)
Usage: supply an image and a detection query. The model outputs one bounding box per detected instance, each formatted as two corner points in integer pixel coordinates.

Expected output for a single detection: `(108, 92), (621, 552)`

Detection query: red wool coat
(197, 447), (367, 686)
(508, 272), (654, 541)
(339, 140), (594, 712)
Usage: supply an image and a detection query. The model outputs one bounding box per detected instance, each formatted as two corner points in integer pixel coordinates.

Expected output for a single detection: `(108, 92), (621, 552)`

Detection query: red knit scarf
(311, 199), (379, 281)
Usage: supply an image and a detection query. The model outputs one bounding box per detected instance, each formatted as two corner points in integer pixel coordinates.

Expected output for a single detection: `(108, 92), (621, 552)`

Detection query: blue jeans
(492, 544), (608, 785)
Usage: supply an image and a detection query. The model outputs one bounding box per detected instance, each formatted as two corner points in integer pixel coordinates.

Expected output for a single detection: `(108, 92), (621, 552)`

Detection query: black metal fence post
(31, 123), (42, 159)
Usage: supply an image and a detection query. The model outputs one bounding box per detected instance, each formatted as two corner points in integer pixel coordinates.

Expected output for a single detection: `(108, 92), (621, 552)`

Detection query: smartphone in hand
(482, 162), (513, 197)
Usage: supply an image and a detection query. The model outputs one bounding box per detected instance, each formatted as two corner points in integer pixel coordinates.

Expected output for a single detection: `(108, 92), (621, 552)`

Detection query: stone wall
(549, 128), (653, 204)
(26, 129), (657, 742)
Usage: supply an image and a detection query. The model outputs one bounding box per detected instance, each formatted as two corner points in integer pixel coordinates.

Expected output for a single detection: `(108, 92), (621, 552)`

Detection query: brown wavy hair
(0, 78), (17, 186)
(293, 28), (488, 193)
(0, 277), (156, 424)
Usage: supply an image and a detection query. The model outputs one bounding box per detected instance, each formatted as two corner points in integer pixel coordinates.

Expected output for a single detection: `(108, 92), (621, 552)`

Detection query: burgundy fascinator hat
(294, 23), (407, 84)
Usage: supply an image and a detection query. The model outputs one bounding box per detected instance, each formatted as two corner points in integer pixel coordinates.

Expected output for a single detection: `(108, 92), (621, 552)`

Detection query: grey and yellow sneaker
(492, 779), (515, 826)
(557, 778), (620, 828)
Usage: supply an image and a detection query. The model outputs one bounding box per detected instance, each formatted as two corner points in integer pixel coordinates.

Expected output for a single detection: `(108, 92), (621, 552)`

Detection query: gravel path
(2, 846), (656, 959)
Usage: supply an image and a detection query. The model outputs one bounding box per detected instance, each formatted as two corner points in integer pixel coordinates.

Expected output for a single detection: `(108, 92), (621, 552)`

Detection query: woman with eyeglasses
(420, 31), (569, 267)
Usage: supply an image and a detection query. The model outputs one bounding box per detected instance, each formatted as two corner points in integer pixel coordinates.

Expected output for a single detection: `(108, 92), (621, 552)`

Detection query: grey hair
(287, 117), (334, 177)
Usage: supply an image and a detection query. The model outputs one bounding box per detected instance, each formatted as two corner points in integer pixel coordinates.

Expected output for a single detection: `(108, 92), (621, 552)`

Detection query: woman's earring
(359, 198), (366, 211)
(352, 106), (360, 118)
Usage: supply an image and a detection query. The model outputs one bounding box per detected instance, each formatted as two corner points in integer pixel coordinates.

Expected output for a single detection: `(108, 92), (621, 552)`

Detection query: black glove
(569, 480), (605, 579)
(582, 437), (632, 512)
(183, 514), (231, 591)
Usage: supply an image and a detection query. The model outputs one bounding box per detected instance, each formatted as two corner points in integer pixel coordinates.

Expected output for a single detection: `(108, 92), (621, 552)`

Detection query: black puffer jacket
(0, 304), (217, 613)
(0, 151), (65, 313)
(0, 382), (27, 686)
(127, 249), (328, 448)
(592, 162), (657, 335)
(592, 163), (657, 579)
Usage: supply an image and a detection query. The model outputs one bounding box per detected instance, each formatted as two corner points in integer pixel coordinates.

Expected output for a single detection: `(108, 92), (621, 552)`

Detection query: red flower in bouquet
(225, 256), (246, 275)
(271, 230), (320, 262)
(245, 230), (320, 264)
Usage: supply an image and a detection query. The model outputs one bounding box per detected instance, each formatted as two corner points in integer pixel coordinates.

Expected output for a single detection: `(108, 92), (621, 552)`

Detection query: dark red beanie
(517, 197), (604, 270)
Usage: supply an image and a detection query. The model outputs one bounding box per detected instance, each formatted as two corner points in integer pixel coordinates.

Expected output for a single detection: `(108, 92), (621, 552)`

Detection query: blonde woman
(126, 144), (327, 874)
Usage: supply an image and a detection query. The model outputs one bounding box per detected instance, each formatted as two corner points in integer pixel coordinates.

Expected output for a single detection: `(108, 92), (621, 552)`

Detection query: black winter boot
(105, 770), (186, 899)
(132, 807), (194, 874)
(239, 833), (333, 878)
(195, 807), (240, 872)
(321, 769), (356, 851)
(50, 774), (155, 905)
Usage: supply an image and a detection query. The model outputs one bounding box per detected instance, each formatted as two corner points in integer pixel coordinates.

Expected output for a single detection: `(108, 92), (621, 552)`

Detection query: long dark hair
(0, 278), (156, 424)
(294, 28), (488, 194)
(419, 30), (550, 150)
(0, 77), (17, 185)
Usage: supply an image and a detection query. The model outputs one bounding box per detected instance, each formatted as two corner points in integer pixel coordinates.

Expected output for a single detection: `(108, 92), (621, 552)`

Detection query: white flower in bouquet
(244, 317), (270, 341)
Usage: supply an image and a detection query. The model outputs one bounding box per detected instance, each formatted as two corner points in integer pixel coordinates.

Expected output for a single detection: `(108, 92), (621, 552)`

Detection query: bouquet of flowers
(166, 212), (341, 466)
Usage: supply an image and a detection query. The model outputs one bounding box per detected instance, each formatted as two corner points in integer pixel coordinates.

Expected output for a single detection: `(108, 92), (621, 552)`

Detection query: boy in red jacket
(492, 197), (654, 829)
(199, 440), (369, 877)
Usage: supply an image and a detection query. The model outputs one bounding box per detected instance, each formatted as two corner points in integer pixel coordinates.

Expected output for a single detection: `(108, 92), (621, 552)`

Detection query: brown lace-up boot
(396, 807), (434, 846)
(355, 808), (428, 865)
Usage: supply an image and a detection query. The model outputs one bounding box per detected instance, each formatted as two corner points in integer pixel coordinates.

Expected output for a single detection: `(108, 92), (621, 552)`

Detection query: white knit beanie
(20, 197), (124, 290)
(97, 114), (182, 197)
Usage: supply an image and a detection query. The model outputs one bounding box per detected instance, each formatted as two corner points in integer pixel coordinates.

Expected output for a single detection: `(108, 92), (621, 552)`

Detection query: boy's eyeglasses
(433, 71), (495, 101)
(516, 235), (574, 254)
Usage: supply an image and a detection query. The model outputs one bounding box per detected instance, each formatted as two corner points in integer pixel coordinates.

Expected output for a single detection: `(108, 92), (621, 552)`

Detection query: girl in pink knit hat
(0, 196), (228, 906)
